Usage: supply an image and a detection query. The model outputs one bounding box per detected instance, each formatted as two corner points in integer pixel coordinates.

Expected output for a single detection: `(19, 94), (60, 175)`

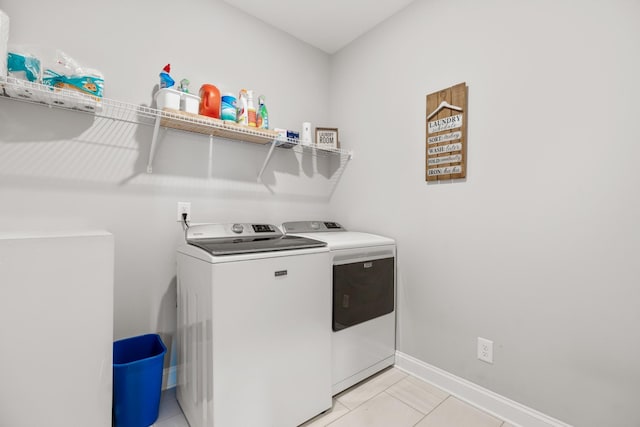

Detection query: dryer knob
(231, 223), (244, 234)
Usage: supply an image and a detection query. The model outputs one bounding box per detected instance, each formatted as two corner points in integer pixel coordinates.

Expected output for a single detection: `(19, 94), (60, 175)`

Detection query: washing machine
(282, 221), (396, 395)
(176, 223), (332, 427)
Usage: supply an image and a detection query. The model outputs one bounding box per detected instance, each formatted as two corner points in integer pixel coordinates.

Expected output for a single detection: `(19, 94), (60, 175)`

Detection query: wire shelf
(0, 76), (353, 176)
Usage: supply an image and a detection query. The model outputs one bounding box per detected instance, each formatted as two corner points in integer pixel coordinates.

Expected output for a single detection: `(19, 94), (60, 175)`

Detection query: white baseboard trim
(395, 351), (572, 427)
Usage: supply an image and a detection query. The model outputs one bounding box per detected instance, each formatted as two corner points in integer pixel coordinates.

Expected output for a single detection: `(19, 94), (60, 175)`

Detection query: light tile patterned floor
(153, 367), (511, 427)
(152, 388), (189, 427)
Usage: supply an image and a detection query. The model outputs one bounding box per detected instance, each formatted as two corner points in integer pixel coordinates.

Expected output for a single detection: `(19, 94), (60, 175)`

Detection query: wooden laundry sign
(426, 82), (468, 181)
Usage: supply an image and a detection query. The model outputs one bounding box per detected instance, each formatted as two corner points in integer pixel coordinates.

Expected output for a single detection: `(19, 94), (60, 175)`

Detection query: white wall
(0, 0), (343, 360)
(329, 1), (640, 426)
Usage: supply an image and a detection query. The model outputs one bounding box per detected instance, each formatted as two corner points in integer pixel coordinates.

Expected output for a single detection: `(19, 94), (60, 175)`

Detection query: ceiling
(222, 0), (416, 54)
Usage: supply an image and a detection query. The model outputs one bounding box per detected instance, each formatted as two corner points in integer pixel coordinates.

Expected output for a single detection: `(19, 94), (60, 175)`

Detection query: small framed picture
(315, 127), (339, 149)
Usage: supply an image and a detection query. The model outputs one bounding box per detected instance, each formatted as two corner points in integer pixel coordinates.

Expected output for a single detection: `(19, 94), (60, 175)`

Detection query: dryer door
(332, 256), (395, 331)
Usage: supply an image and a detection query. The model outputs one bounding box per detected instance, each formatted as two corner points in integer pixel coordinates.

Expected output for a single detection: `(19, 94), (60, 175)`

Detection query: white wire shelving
(0, 76), (353, 178)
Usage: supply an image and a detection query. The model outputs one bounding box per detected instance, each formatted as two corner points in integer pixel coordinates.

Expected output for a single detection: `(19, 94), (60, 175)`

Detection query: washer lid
(189, 235), (327, 256)
(185, 223), (327, 255)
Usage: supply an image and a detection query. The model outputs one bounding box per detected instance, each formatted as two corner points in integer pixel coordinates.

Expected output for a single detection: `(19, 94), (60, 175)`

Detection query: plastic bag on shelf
(4, 45), (43, 101)
(42, 49), (104, 99)
(3, 46), (104, 112)
(7, 51), (41, 82)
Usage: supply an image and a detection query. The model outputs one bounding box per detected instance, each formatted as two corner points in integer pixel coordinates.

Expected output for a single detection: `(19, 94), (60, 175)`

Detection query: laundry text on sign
(427, 166), (462, 176)
(427, 131), (462, 145)
(427, 114), (463, 134)
(427, 142), (462, 155)
(427, 154), (462, 165)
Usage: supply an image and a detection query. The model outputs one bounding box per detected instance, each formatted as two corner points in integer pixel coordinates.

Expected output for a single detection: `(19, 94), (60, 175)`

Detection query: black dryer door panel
(332, 257), (394, 331)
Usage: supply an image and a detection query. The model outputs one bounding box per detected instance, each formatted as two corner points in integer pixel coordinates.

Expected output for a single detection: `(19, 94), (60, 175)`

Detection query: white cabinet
(0, 230), (114, 427)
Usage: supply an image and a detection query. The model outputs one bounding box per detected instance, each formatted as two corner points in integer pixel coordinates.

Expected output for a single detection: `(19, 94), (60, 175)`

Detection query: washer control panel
(187, 223), (283, 240)
(252, 224), (276, 233)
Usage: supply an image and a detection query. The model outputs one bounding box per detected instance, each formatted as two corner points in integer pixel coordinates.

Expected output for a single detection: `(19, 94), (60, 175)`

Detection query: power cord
(182, 212), (190, 229)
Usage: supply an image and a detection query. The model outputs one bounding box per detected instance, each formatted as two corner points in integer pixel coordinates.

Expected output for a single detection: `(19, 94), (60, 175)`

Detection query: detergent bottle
(198, 84), (221, 118)
(257, 95), (269, 129)
(221, 93), (237, 122)
(236, 89), (248, 125)
(159, 64), (174, 88)
(246, 90), (257, 127)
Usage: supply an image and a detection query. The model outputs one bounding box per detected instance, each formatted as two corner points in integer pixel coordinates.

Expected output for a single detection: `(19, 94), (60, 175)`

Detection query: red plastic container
(199, 84), (221, 118)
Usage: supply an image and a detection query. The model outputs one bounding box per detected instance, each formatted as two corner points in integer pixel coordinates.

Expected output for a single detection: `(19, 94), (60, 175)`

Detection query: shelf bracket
(147, 115), (162, 173)
(257, 138), (279, 180)
(207, 135), (214, 178)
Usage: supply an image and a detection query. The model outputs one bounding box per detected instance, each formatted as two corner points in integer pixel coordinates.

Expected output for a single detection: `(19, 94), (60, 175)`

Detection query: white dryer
(177, 223), (332, 427)
(282, 221), (396, 395)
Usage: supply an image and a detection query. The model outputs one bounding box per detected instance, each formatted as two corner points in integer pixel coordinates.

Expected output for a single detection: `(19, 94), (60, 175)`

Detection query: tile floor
(153, 367), (514, 427)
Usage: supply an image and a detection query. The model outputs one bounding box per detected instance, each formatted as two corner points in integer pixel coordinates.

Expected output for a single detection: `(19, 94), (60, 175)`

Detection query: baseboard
(162, 365), (177, 390)
(395, 351), (572, 427)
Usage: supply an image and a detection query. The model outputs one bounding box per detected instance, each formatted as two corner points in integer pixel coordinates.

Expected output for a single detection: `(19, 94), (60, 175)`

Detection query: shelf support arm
(257, 138), (279, 180)
(208, 135), (214, 178)
(147, 115), (162, 173)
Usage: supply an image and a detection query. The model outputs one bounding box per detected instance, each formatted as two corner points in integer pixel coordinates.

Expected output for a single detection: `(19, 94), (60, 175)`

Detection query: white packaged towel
(0, 10), (9, 78)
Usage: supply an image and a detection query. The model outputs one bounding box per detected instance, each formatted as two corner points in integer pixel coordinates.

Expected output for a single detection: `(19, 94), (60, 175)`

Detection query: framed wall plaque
(315, 127), (339, 149)
(426, 82), (468, 181)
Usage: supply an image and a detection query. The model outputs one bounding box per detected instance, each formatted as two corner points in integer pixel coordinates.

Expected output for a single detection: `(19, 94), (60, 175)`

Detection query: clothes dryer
(282, 221), (396, 394)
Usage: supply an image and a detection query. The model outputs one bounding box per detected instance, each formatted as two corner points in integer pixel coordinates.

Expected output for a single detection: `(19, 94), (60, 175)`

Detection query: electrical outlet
(477, 337), (493, 364)
(177, 202), (191, 222)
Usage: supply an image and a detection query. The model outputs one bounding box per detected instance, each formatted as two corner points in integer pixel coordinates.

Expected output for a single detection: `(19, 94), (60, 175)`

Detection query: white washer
(282, 221), (396, 395)
(177, 223), (332, 427)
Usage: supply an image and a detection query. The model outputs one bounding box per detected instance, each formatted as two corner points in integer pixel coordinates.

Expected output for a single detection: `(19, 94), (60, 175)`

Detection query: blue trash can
(113, 334), (167, 427)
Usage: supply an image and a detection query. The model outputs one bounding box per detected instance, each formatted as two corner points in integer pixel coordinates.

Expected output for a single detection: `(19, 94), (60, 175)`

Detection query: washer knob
(231, 223), (244, 234)
(311, 222), (320, 230)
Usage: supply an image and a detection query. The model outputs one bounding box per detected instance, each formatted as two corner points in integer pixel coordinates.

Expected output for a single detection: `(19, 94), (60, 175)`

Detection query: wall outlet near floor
(177, 202), (191, 222)
(477, 337), (493, 364)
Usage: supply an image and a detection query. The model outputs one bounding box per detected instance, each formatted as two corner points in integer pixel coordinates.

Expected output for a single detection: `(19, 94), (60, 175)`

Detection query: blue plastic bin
(113, 334), (167, 427)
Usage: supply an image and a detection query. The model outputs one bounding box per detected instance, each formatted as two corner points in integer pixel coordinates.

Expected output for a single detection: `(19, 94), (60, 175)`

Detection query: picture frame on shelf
(315, 127), (339, 149)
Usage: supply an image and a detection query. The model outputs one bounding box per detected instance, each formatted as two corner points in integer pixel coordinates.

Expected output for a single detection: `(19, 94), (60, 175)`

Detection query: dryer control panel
(282, 221), (346, 233)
